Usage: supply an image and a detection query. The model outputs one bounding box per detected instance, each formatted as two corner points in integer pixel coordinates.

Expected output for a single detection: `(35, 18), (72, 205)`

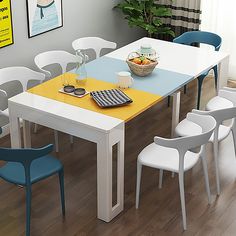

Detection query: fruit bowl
(126, 52), (158, 77)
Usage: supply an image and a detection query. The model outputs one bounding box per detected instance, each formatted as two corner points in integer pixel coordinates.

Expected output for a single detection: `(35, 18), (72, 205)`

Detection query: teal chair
(173, 31), (222, 109)
(0, 131), (65, 236)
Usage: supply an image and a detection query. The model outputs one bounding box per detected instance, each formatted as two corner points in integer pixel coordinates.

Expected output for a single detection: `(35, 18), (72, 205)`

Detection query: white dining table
(106, 37), (229, 90)
(8, 37), (229, 223)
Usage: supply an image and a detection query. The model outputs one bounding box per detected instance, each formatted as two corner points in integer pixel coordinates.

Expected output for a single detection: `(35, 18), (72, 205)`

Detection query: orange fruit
(142, 58), (151, 65)
(132, 57), (142, 65)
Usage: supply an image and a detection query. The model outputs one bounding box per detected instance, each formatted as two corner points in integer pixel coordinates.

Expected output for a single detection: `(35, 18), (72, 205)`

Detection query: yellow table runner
(28, 74), (162, 122)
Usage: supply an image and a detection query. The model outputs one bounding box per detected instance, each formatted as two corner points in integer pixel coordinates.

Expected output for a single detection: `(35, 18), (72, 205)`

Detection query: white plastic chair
(34, 50), (77, 152)
(206, 87), (235, 111)
(34, 50), (77, 78)
(0, 67), (45, 138)
(136, 113), (216, 230)
(72, 37), (117, 59)
(175, 89), (236, 195)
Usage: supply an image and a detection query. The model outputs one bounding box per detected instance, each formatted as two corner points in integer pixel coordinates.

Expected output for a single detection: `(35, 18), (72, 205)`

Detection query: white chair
(34, 50), (78, 152)
(72, 37), (117, 59)
(175, 89), (236, 195)
(34, 50), (77, 78)
(136, 113), (216, 230)
(0, 67), (45, 139)
(206, 87), (235, 111)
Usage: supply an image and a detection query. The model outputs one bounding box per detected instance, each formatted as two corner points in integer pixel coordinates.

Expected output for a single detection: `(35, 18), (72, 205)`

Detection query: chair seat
(138, 143), (200, 172)
(0, 155), (62, 185)
(206, 96), (233, 111)
(175, 119), (231, 142)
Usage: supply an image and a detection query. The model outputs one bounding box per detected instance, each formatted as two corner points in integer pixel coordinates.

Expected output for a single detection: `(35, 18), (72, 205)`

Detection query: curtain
(159, 0), (201, 40)
(201, 0), (236, 80)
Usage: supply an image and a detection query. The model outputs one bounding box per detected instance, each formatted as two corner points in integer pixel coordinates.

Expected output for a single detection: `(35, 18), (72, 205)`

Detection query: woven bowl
(126, 59), (158, 77)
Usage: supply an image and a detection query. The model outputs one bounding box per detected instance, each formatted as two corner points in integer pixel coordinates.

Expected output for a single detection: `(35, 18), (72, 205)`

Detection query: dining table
(8, 37), (229, 223)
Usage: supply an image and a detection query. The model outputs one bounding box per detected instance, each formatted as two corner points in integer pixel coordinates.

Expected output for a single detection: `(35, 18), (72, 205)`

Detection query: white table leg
(115, 134), (124, 216)
(23, 120), (31, 148)
(97, 124), (124, 222)
(170, 90), (181, 182)
(171, 91), (181, 138)
(9, 114), (22, 148)
(217, 55), (230, 91)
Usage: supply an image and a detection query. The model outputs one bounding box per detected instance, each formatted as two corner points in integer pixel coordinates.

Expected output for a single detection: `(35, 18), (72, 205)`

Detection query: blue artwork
(26, 0), (63, 38)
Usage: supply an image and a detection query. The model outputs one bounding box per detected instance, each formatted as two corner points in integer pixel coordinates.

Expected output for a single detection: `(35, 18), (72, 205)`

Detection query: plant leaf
(151, 7), (172, 17)
(114, 0), (174, 38)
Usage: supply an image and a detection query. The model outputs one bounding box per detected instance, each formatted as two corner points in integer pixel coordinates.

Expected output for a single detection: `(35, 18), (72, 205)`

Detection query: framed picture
(26, 0), (63, 38)
(0, 0), (14, 49)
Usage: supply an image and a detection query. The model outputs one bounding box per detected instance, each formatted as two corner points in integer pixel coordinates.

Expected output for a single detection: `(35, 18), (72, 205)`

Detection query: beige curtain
(159, 0), (201, 38)
(201, 0), (236, 79)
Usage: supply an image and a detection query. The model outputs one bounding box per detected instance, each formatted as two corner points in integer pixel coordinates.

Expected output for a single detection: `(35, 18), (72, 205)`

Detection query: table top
(106, 37), (229, 78)
(9, 37), (228, 131)
(9, 92), (124, 133)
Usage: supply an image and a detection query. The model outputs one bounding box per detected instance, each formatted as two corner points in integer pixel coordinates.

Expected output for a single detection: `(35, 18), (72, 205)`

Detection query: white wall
(0, 0), (145, 70)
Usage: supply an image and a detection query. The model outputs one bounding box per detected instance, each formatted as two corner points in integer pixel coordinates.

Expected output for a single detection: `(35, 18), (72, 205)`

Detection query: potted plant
(115, 0), (175, 38)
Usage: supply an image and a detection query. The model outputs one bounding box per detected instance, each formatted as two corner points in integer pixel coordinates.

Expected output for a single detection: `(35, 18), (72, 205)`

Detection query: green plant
(115, 0), (175, 38)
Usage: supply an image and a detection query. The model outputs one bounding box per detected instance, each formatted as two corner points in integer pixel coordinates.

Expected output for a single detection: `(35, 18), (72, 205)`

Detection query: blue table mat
(82, 56), (194, 97)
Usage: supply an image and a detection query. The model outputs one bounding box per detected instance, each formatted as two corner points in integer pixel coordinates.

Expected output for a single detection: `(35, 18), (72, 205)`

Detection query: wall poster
(26, 0), (63, 38)
(0, 0), (14, 49)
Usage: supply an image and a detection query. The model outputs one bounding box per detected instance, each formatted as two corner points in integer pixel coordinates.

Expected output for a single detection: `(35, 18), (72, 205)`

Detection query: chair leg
(201, 149), (211, 204)
(178, 172), (187, 230)
(231, 128), (236, 157)
(213, 140), (220, 195)
(184, 85), (187, 94)
(167, 96), (171, 107)
(213, 65), (218, 90)
(69, 135), (74, 145)
(58, 169), (65, 216)
(159, 169), (163, 189)
(136, 162), (142, 209)
(197, 78), (204, 110)
(26, 185), (32, 236)
(54, 130), (59, 153)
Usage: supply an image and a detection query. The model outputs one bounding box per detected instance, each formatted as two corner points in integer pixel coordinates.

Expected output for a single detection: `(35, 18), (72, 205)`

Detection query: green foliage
(115, 0), (175, 38)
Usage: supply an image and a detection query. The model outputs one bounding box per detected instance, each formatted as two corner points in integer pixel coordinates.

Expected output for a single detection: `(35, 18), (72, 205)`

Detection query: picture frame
(0, 0), (14, 49)
(26, 0), (63, 38)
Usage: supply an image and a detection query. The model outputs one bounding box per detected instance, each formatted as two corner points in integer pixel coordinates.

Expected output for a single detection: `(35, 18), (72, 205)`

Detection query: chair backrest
(0, 144), (53, 184)
(154, 113), (216, 155)
(154, 113), (216, 173)
(192, 106), (236, 128)
(0, 67), (45, 96)
(0, 144), (53, 164)
(173, 31), (222, 51)
(34, 50), (77, 78)
(192, 89), (236, 142)
(72, 37), (117, 59)
(219, 88), (236, 106)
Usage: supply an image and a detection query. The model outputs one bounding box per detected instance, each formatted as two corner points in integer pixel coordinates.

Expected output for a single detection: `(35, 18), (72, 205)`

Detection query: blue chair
(173, 31), (222, 109)
(0, 135), (65, 236)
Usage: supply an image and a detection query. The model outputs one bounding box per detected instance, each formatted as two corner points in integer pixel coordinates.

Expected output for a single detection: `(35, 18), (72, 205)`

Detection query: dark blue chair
(0, 134), (65, 236)
(173, 31), (222, 109)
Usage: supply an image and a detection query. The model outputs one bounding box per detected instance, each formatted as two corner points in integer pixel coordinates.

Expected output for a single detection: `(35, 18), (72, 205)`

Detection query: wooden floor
(1, 77), (236, 236)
